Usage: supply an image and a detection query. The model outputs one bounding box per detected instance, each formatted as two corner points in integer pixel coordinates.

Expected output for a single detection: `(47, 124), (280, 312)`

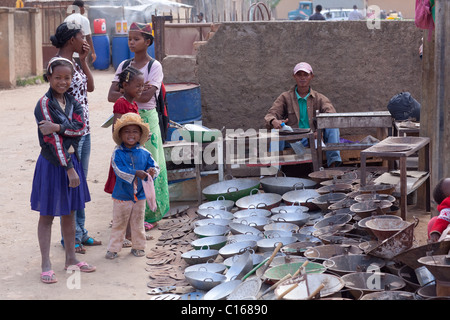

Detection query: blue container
(92, 34), (110, 70)
(165, 83), (202, 123)
(129, 42), (155, 59)
(112, 35), (130, 70)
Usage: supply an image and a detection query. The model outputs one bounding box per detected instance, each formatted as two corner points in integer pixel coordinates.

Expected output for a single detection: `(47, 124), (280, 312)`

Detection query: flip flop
(65, 261), (96, 273)
(145, 222), (157, 231)
(41, 270), (57, 284)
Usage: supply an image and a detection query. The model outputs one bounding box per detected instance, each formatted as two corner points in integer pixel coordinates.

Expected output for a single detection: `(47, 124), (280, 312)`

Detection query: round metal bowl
(260, 176), (317, 195)
(264, 261), (326, 283)
(203, 280), (242, 300)
(223, 253), (265, 268)
(257, 237), (297, 253)
(233, 208), (271, 219)
(228, 222), (262, 236)
(341, 272), (406, 295)
(350, 200), (393, 219)
(202, 178), (261, 202)
(271, 205), (309, 215)
(354, 193), (396, 203)
(365, 218), (410, 241)
(317, 183), (353, 195)
(235, 192), (282, 210)
(360, 291), (418, 300)
(311, 193), (347, 212)
(181, 249), (219, 265)
(303, 244), (363, 261)
(184, 262), (227, 274)
(264, 229), (293, 238)
(227, 233), (263, 243)
(218, 240), (258, 259)
(263, 222), (299, 233)
(193, 225), (230, 238)
(358, 184), (395, 195)
(194, 218), (230, 228)
(232, 216), (271, 231)
(191, 236), (228, 250)
(314, 213), (352, 230)
(184, 271), (227, 291)
(322, 254), (386, 276)
(270, 211), (310, 227)
(357, 215), (402, 234)
(197, 208), (234, 220)
(199, 199), (235, 211)
(308, 169), (344, 183)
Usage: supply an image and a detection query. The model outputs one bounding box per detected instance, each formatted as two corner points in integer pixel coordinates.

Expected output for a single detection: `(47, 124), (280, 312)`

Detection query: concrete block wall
(196, 21), (423, 131)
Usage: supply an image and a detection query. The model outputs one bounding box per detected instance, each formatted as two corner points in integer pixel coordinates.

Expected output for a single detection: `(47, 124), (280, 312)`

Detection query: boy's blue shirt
(111, 142), (158, 202)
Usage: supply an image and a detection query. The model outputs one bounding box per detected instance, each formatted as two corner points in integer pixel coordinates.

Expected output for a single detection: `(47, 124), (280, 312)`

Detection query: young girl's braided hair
(117, 66), (143, 89)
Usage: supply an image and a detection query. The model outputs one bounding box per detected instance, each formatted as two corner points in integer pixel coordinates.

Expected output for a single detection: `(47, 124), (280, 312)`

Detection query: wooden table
(224, 129), (319, 175)
(359, 136), (431, 219)
(393, 121), (420, 137)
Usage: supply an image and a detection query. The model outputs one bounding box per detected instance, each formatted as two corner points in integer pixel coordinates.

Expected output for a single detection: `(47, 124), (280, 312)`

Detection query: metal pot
(354, 193), (396, 203)
(270, 211), (310, 227)
(317, 183), (353, 195)
(264, 229), (293, 238)
(202, 178), (261, 201)
(304, 244), (363, 261)
(191, 236), (228, 250)
(282, 186), (320, 210)
(233, 208), (271, 219)
(181, 249), (219, 265)
(184, 271), (227, 291)
(263, 222), (299, 233)
(235, 190), (282, 210)
(199, 197), (235, 211)
(314, 213), (352, 230)
(323, 254), (386, 276)
(257, 237), (297, 253)
(203, 280), (242, 300)
(197, 208), (234, 220)
(194, 218), (231, 228)
(193, 225), (230, 238)
(260, 175), (316, 195)
(184, 262), (227, 274)
(341, 272), (406, 295)
(225, 251), (254, 281)
(311, 193), (347, 212)
(219, 241), (258, 259)
(223, 252), (265, 268)
(350, 200), (393, 219)
(308, 168), (344, 183)
(232, 216), (271, 231)
(227, 233), (263, 243)
(228, 222), (262, 236)
(271, 205), (309, 215)
(365, 218), (411, 241)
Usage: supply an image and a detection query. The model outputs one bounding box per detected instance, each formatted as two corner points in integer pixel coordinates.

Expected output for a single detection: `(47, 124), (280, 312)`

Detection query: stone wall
(196, 21), (423, 131)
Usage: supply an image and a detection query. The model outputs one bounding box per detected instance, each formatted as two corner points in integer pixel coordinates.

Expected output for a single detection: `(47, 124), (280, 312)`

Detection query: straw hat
(113, 113), (150, 146)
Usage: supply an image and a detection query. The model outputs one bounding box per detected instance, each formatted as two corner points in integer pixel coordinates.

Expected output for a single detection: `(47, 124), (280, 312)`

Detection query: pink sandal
(65, 261), (96, 273)
(41, 270), (57, 284)
(144, 222), (157, 231)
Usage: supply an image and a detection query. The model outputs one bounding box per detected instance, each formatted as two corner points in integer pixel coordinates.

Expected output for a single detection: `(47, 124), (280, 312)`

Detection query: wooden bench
(315, 111), (393, 167)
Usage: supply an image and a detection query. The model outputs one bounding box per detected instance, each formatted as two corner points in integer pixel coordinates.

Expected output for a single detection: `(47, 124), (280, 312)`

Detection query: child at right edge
(428, 178), (450, 242)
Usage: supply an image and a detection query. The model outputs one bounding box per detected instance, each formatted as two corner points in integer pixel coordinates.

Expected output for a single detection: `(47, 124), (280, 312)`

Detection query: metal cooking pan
(282, 185), (320, 210)
(219, 241), (258, 259)
(228, 222), (263, 236)
(225, 251), (254, 281)
(271, 204), (309, 215)
(271, 211), (310, 227)
(308, 168), (344, 183)
(232, 216), (271, 231)
(260, 175), (316, 195)
(202, 177), (261, 201)
(197, 208), (234, 220)
(198, 197), (235, 211)
(233, 208), (271, 219)
(235, 190), (282, 210)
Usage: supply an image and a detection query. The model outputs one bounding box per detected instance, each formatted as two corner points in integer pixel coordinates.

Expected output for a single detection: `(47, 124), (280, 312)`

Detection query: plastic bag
(142, 172), (157, 212)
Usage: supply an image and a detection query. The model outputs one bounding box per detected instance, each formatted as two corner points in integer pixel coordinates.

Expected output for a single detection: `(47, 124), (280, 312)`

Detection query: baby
(428, 178), (450, 242)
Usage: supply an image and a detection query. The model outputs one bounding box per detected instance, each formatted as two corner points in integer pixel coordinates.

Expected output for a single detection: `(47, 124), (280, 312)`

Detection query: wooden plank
(315, 112), (393, 129)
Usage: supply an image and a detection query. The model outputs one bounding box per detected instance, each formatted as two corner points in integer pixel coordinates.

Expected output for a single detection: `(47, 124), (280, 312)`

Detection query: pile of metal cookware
(177, 169), (450, 300)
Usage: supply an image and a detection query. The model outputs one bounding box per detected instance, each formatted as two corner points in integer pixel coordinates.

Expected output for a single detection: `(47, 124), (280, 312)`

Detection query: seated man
(264, 62), (342, 168)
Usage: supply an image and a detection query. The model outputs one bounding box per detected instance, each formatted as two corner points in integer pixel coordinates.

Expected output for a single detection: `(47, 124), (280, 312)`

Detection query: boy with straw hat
(106, 113), (159, 259)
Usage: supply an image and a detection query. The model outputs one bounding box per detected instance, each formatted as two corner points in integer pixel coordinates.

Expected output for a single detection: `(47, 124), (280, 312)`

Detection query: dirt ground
(0, 68), (432, 300)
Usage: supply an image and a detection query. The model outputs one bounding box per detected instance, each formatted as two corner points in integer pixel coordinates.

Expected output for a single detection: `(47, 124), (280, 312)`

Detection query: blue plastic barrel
(165, 83), (202, 123)
(92, 34), (110, 70)
(112, 35), (130, 70)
